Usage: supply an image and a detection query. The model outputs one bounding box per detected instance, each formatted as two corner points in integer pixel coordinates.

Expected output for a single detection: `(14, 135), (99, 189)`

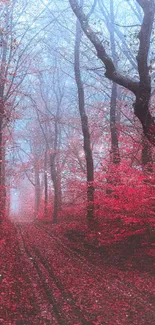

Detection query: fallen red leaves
(1, 219), (155, 325)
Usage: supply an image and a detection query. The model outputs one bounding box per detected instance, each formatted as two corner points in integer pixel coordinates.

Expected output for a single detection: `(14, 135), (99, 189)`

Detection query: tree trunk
(57, 172), (62, 210)
(0, 7), (9, 222)
(141, 135), (153, 173)
(50, 152), (59, 224)
(74, 7), (94, 223)
(69, 0), (155, 146)
(0, 120), (4, 222)
(44, 150), (48, 218)
(34, 164), (40, 218)
(109, 0), (120, 165)
(106, 0), (120, 196)
(106, 83), (120, 195)
(0, 112), (5, 222)
(110, 83), (120, 164)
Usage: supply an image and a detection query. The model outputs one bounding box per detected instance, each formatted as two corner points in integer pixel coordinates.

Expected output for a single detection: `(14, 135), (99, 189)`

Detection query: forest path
(1, 222), (155, 325)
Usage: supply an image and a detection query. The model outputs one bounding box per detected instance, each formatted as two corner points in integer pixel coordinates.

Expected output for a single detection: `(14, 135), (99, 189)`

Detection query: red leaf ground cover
(1, 219), (155, 324)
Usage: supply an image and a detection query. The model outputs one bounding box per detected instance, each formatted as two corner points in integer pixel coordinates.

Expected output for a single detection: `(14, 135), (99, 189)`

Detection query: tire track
(17, 225), (95, 325)
(35, 224), (155, 311)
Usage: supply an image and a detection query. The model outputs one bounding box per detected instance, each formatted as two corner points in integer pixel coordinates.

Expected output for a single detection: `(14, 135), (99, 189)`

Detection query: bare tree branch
(69, 0), (155, 145)
(87, 0), (97, 19)
(68, 0), (138, 94)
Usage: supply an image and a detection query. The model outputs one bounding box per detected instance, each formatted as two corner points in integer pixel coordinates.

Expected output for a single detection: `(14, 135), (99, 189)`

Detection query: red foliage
(94, 163), (155, 227)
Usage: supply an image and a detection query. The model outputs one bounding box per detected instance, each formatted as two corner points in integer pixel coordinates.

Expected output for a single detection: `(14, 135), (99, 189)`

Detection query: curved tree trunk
(69, 0), (155, 146)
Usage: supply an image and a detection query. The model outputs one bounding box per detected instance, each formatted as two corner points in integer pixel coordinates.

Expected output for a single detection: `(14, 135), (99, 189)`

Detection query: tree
(68, 0), (155, 146)
(74, 0), (95, 222)
(0, 0), (59, 221)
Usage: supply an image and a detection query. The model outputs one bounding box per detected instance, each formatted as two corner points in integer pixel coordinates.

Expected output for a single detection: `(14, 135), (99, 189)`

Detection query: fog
(0, 0), (155, 223)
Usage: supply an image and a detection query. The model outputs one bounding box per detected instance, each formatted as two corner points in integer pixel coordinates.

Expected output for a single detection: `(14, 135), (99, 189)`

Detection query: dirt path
(1, 222), (155, 325)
